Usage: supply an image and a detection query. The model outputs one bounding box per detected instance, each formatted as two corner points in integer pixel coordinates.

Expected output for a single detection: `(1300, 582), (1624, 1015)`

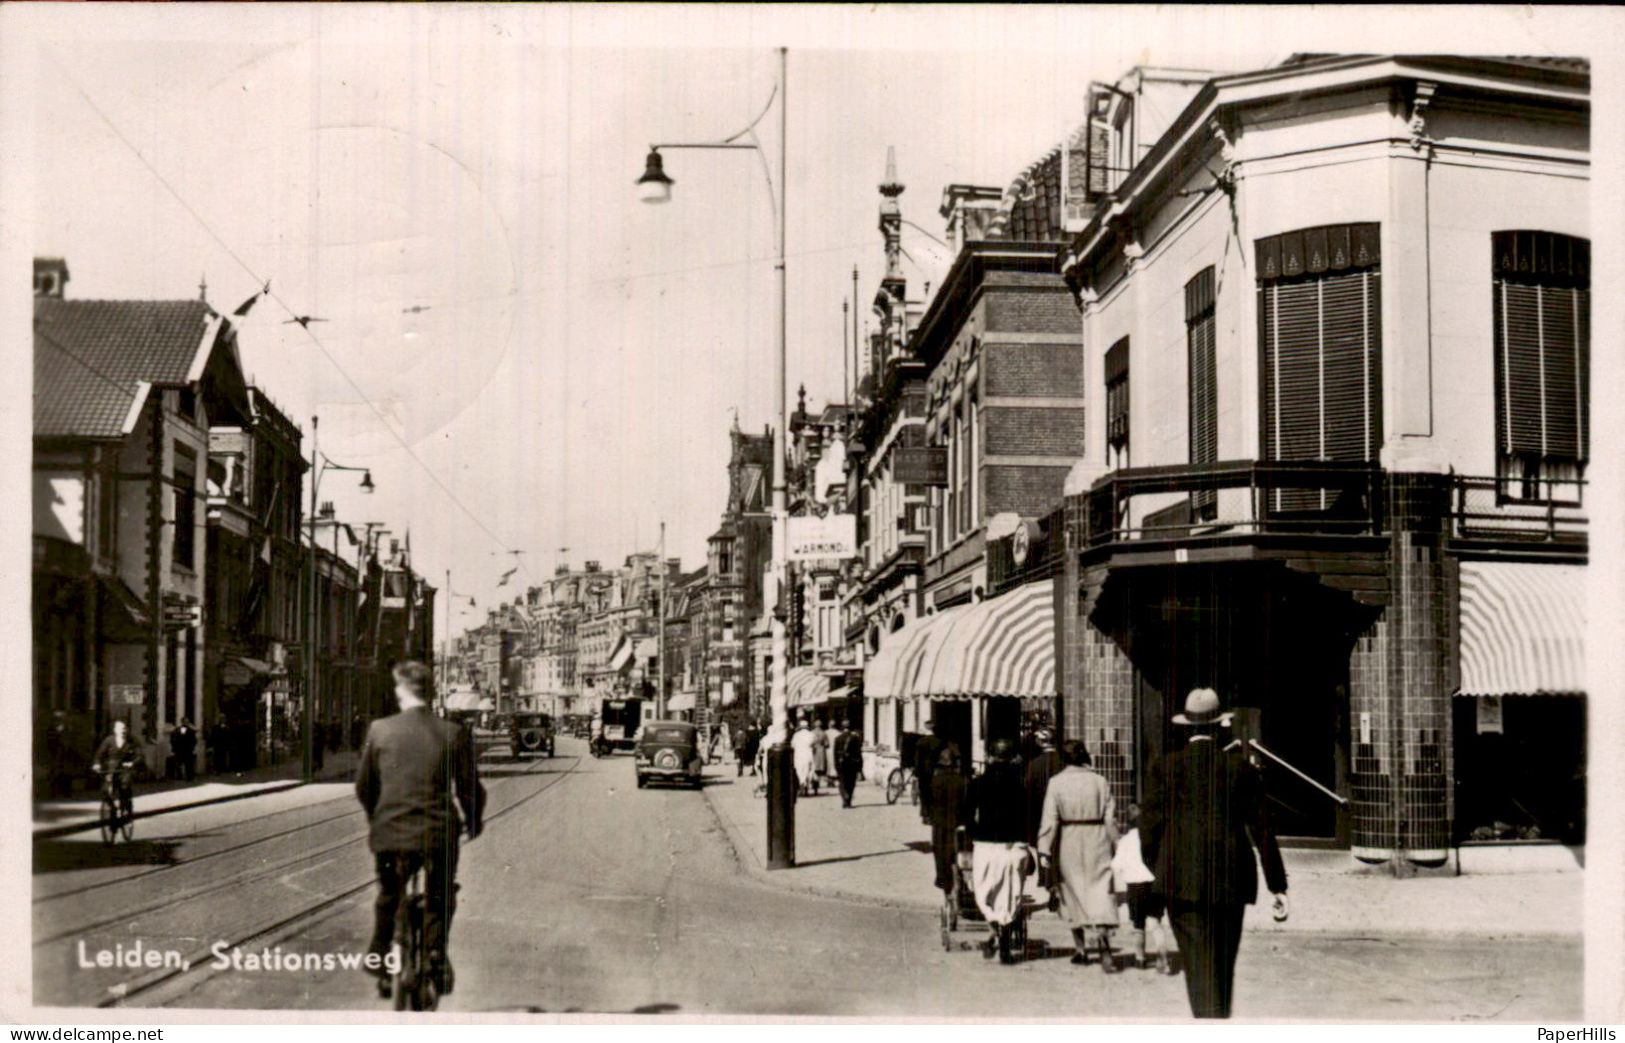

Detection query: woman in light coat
(1038, 740), (1121, 972)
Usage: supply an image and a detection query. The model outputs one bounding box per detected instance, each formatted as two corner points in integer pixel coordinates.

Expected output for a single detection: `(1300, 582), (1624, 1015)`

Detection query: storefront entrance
(1110, 562), (1363, 844)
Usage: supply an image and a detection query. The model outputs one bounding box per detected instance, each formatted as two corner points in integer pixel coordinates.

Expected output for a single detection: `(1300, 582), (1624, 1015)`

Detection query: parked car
(634, 720), (705, 789)
(509, 712), (556, 758)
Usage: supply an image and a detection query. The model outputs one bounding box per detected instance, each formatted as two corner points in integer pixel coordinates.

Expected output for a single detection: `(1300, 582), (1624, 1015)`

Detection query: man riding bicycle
(92, 719), (141, 817)
(356, 660), (485, 996)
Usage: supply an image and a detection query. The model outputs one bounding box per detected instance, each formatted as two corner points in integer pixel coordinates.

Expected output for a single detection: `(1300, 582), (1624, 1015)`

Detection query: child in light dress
(1111, 802), (1174, 973)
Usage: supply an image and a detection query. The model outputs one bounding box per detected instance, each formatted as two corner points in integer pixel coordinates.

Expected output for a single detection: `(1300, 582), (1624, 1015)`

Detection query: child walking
(1111, 802), (1175, 973)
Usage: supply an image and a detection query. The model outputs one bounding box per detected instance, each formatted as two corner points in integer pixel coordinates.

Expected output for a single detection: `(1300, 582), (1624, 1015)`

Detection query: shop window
(1492, 231), (1589, 504)
(1256, 223), (1383, 512)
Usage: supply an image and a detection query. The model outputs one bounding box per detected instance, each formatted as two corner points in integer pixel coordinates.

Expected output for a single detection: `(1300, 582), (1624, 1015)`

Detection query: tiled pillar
(1349, 472), (1452, 865)
(1058, 492), (1137, 809)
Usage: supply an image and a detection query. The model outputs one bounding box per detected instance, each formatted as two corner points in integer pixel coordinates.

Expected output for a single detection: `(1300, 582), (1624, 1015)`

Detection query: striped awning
(878, 606), (972, 701)
(912, 582), (1056, 701)
(1458, 562), (1585, 697)
(787, 666), (831, 708)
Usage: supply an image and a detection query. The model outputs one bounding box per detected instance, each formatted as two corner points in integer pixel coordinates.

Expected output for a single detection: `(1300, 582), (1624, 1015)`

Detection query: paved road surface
(36, 737), (1580, 1019)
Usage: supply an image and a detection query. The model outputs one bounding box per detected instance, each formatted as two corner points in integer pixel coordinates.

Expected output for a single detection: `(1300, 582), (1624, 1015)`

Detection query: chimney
(33, 257), (69, 299)
(319, 500), (336, 519)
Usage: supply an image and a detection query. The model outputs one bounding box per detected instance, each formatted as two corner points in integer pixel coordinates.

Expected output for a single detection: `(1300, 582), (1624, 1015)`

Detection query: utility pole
(851, 266), (860, 395)
(657, 521), (666, 719)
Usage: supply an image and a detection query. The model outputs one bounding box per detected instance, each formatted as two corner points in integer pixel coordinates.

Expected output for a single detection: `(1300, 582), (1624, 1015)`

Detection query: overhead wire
(46, 51), (536, 584)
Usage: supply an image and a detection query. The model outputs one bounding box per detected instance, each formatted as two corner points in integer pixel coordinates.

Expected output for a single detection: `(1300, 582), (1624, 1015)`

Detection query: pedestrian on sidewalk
(834, 721), (863, 807)
(926, 747), (970, 900)
(1112, 802), (1173, 973)
(1023, 729), (1063, 847)
(913, 725), (943, 826)
(1038, 740), (1120, 973)
(736, 722), (760, 778)
(811, 718), (830, 785)
(791, 720), (817, 795)
(1141, 688), (1289, 1019)
(969, 739), (1034, 964)
(171, 717), (198, 782)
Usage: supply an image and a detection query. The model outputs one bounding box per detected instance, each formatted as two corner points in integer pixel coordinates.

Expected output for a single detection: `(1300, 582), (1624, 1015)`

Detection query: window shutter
(1186, 269), (1218, 517)
(1492, 231), (1590, 469)
(1258, 227), (1383, 513)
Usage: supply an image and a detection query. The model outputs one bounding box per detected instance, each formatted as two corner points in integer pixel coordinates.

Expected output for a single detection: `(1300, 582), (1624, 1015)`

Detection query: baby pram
(939, 827), (1051, 961)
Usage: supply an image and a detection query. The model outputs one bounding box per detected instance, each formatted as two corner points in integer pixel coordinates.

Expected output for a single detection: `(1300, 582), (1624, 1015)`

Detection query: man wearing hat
(1141, 688), (1288, 1019)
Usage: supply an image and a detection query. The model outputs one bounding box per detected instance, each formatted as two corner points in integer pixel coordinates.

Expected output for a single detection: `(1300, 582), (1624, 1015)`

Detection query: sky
(10, 4), (1595, 640)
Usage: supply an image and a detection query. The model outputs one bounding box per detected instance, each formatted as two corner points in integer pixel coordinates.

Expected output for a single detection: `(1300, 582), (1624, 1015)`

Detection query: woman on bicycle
(92, 719), (141, 816)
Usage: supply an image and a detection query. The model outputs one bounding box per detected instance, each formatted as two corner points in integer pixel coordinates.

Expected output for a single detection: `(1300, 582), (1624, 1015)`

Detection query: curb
(699, 780), (1584, 940)
(700, 779), (939, 914)
(31, 772), (353, 842)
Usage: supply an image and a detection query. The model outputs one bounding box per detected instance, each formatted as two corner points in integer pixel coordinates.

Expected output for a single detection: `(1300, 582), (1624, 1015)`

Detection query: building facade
(1054, 55), (1589, 860)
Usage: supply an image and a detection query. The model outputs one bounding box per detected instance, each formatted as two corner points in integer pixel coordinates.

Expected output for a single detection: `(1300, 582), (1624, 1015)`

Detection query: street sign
(893, 446), (947, 486)
(786, 514), (857, 562)
(109, 684), (144, 707)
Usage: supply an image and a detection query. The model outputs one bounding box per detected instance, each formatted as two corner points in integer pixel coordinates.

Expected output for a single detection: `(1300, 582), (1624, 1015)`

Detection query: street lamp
(303, 415), (375, 783)
(638, 46), (795, 869)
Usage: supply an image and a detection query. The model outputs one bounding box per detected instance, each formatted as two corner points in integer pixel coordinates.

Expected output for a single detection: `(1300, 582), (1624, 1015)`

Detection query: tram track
(96, 751), (583, 1008)
(35, 740), (513, 906)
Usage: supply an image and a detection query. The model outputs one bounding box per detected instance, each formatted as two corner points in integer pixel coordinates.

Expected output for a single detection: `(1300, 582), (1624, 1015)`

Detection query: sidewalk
(32, 749), (361, 840)
(703, 760), (1583, 939)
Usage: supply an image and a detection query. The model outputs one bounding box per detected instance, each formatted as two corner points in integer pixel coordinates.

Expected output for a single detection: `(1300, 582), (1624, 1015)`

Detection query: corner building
(1056, 56), (1589, 863)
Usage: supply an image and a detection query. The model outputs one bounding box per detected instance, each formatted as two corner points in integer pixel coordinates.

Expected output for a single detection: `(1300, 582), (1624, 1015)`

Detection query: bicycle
(95, 765), (135, 846)
(885, 764), (918, 806)
(389, 855), (447, 1011)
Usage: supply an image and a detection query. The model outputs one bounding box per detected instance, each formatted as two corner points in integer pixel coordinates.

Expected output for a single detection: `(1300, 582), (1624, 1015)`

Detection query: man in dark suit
(833, 721), (864, 808)
(1141, 688), (1288, 1019)
(356, 661), (485, 994)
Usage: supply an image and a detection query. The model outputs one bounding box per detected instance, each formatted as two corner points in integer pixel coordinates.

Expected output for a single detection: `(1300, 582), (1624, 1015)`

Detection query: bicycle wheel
(120, 803), (135, 843)
(885, 768), (904, 805)
(99, 794), (117, 846)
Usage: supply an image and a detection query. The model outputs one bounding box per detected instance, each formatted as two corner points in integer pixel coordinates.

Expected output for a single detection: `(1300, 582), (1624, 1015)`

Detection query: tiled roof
(992, 123), (1107, 243)
(34, 298), (214, 439)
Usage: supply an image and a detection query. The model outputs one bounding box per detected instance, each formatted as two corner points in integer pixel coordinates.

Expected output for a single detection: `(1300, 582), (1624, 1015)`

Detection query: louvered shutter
(1186, 268), (1218, 518)
(1257, 224), (1383, 513)
(1493, 231), (1590, 475)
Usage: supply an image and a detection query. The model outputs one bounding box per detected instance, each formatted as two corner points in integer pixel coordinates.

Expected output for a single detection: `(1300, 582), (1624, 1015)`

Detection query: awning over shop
(97, 574), (149, 641)
(876, 605), (973, 701)
(608, 636), (633, 672)
(667, 691), (696, 713)
(912, 581), (1056, 701)
(1458, 562), (1585, 697)
(787, 666), (830, 708)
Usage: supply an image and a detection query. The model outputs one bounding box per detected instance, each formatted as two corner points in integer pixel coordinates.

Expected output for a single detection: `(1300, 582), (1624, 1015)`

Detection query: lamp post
(302, 414), (375, 783)
(639, 46), (794, 868)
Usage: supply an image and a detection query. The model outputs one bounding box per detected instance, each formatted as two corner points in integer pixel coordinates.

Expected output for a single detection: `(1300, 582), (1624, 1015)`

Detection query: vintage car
(634, 720), (705, 789)
(509, 712), (556, 758)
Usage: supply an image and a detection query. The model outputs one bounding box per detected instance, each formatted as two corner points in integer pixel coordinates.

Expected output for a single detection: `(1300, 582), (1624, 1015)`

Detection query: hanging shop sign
(893, 446), (948, 487)
(787, 514), (857, 562)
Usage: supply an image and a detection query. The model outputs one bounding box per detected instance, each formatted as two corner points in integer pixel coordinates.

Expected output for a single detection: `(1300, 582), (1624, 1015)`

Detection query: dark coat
(1023, 748), (1064, 844)
(926, 765), (970, 831)
(170, 725), (197, 758)
(970, 762), (1027, 844)
(1140, 738), (1287, 907)
(355, 706), (485, 854)
(834, 730), (863, 769)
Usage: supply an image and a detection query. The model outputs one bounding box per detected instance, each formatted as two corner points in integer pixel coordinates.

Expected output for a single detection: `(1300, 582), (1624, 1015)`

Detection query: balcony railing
(1451, 475), (1587, 544)
(1072, 463), (1588, 551)
(1081, 460), (1383, 548)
